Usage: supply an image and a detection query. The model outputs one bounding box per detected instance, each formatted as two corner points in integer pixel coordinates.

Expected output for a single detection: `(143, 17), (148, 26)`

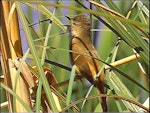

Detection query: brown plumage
(66, 14), (107, 112)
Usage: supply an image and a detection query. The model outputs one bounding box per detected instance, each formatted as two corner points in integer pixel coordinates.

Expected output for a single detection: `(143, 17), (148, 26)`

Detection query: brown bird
(66, 14), (107, 112)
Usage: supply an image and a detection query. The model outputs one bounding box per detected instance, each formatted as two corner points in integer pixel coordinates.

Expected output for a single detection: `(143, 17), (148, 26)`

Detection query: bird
(66, 14), (107, 112)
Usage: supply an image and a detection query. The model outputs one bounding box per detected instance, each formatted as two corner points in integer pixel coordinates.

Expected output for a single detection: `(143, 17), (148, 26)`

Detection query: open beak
(64, 16), (71, 32)
(65, 15), (71, 20)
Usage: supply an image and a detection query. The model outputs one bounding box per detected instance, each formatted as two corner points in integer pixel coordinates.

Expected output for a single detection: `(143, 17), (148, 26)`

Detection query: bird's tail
(95, 73), (107, 112)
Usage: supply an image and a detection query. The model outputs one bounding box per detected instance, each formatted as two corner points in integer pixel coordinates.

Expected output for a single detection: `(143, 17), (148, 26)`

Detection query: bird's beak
(65, 15), (71, 20)
(63, 25), (70, 27)
(64, 16), (71, 31)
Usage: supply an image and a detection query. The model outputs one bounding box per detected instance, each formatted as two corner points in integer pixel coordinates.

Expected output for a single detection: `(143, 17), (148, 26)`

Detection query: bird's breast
(69, 37), (101, 84)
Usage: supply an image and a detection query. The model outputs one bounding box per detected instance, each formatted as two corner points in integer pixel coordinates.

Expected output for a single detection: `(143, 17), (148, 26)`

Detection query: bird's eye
(72, 22), (77, 25)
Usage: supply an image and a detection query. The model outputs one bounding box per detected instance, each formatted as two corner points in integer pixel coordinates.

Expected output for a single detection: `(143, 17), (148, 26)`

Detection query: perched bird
(66, 14), (107, 112)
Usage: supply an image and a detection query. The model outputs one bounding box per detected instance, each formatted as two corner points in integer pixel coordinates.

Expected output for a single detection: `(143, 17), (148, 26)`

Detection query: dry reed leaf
(14, 59), (35, 88)
(32, 66), (62, 112)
